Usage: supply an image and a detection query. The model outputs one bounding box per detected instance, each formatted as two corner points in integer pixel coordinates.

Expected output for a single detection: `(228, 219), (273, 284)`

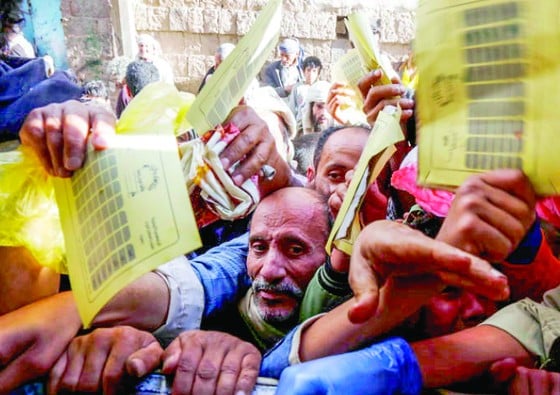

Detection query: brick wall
(62, 1), (416, 95)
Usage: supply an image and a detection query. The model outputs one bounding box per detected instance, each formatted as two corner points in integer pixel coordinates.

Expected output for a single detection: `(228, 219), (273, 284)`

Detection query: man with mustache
(201, 186), (331, 351)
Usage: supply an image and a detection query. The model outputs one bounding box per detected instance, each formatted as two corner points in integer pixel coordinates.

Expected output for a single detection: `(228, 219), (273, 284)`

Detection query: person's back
(116, 60), (160, 117)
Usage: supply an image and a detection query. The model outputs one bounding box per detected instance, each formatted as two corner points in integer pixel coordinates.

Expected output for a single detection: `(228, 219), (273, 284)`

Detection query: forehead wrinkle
(250, 207), (327, 247)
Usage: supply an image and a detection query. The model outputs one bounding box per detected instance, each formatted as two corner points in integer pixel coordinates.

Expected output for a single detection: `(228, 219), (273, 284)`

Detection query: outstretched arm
(297, 221), (508, 362)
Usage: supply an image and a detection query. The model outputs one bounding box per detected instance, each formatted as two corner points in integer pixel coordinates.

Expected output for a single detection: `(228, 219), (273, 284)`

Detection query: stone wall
(61, 1), (416, 95)
(61, 0), (115, 82)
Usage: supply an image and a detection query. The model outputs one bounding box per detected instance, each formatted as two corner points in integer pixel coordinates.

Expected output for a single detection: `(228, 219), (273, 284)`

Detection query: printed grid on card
(463, 1), (525, 170)
(71, 152), (136, 291)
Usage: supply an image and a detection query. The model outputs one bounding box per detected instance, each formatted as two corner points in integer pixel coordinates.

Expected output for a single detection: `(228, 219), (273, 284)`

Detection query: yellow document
(417, 0), (560, 195)
(187, 0), (282, 134)
(345, 12), (396, 85)
(54, 83), (201, 328)
(326, 106), (404, 255)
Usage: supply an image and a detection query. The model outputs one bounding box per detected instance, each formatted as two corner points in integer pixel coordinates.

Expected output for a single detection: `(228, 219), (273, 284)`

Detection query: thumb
(490, 357), (518, 384)
(126, 342), (164, 377)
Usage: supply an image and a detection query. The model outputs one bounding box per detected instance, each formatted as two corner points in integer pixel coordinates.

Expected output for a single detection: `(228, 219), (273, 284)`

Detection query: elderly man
(261, 38), (303, 98)
(198, 42), (236, 93)
(135, 33), (174, 85)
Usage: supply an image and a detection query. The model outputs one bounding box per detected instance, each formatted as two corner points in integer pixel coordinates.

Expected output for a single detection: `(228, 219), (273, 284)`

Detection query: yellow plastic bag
(0, 82), (195, 274)
(0, 145), (66, 273)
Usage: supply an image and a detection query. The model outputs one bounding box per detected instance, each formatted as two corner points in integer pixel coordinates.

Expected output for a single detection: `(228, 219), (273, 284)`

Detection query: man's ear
(306, 166), (315, 185)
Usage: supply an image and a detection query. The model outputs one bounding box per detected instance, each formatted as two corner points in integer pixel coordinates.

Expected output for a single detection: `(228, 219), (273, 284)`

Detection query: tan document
(187, 0), (282, 134)
(417, 0), (560, 195)
(54, 83), (201, 328)
(326, 106), (404, 255)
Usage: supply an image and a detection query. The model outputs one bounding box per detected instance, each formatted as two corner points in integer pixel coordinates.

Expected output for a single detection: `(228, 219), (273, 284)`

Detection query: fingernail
(129, 358), (146, 377)
(491, 267), (506, 279)
(66, 156), (82, 170)
(373, 69), (381, 76)
(232, 174), (244, 186)
(221, 157), (230, 170)
(91, 133), (108, 148)
(235, 391), (248, 395)
(401, 99), (415, 106)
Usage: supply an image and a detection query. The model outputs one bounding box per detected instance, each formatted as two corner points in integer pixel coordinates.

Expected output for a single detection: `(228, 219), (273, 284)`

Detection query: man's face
(307, 127), (369, 200)
(419, 287), (497, 338)
(280, 52), (297, 67)
(311, 102), (334, 133)
(247, 189), (328, 326)
(137, 42), (153, 61)
(304, 66), (320, 85)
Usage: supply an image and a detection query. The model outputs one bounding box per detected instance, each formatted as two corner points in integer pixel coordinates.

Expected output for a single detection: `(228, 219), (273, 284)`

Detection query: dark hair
(125, 60), (160, 97)
(83, 80), (108, 100)
(1, 0), (24, 52)
(292, 132), (320, 175)
(302, 56), (322, 71)
(312, 124), (371, 170)
(1, 0), (24, 27)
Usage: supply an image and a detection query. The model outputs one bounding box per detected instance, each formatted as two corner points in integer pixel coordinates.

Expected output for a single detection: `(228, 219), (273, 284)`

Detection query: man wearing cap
(262, 38), (303, 98)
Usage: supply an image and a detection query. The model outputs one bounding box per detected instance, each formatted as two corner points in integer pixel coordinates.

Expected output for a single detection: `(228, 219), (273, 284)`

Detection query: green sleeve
(481, 285), (560, 369)
(299, 257), (352, 322)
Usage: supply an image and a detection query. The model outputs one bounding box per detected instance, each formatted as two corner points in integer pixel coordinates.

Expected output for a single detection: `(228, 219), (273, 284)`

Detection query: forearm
(299, 278), (440, 361)
(92, 271), (169, 331)
(412, 325), (534, 388)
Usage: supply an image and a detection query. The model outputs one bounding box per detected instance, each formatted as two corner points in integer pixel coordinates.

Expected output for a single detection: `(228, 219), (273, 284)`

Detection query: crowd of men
(3, 1), (560, 394)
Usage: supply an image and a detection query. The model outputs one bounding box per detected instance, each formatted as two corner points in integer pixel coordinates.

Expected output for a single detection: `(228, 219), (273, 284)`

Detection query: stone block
(280, 13), (297, 38)
(309, 12), (337, 40)
(183, 32), (203, 54)
(145, 6), (170, 31)
(235, 10), (257, 36)
(169, 7), (190, 31)
(394, 12), (416, 43)
(135, 5), (150, 30)
(222, 0), (246, 9)
(245, 0), (268, 11)
(159, 0), (198, 6)
(218, 9), (236, 35)
(203, 8), (221, 34)
(292, 12), (311, 39)
(70, 0), (110, 18)
(187, 54), (208, 80)
(200, 35), (220, 56)
(189, 7), (205, 33)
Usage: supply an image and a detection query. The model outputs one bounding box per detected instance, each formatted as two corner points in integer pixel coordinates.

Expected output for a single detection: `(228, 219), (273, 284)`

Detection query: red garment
(500, 233), (560, 302)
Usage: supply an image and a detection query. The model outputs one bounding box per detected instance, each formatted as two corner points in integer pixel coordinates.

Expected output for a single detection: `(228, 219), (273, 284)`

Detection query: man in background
(261, 38), (303, 98)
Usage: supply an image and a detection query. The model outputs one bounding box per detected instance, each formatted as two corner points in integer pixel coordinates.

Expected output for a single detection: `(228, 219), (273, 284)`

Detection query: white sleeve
(152, 255), (205, 346)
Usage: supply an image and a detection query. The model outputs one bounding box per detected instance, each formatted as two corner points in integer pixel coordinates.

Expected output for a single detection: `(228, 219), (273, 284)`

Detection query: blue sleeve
(259, 325), (299, 378)
(0, 59), (83, 139)
(189, 232), (252, 318)
(275, 337), (423, 395)
(506, 219), (542, 264)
